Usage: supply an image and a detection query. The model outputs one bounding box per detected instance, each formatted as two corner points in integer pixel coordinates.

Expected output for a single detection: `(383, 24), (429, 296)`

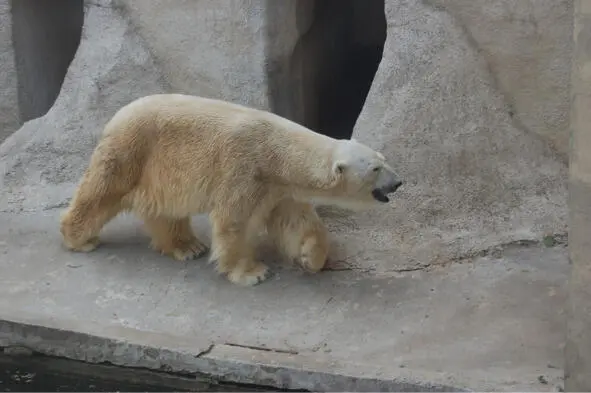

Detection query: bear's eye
(372, 166), (380, 172)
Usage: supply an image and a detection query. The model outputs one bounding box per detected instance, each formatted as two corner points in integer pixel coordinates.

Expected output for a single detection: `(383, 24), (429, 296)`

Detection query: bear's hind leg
(209, 216), (270, 286)
(143, 216), (208, 261)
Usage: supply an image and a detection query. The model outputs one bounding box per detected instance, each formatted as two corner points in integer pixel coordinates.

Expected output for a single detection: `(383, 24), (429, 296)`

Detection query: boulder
(0, 0), (168, 212)
(320, 0), (568, 272)
(119, 0), (271, 109)
(0, 0), (569, 273)
(0, 0), (282, 215)
(433, 0), (573, 156)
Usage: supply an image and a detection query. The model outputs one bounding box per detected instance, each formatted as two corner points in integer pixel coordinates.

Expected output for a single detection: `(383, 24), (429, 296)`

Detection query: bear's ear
(333, 161), (346, 175)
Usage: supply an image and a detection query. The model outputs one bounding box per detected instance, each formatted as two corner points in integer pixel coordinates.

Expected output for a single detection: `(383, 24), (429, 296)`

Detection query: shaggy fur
(266, 199), (330, 273)
(60, 94), (402, 286)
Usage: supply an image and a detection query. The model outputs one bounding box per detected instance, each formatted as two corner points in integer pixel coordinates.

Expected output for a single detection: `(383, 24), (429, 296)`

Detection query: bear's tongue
(372, 189), (390, 203)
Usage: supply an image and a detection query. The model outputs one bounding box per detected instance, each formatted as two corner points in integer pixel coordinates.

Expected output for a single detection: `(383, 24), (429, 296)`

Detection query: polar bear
(59, 94), (403, 286)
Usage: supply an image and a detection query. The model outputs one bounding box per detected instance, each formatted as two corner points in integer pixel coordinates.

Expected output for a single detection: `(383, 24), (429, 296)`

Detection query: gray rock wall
(119, 0), (272, 110)
(0, 0), (19, 143)
(566, 1), (591, 390)
(334, 0), (568, 271)
(0, 0), (168, 212)
(0, 0), (572, 271)
(432, 0), (573, 158)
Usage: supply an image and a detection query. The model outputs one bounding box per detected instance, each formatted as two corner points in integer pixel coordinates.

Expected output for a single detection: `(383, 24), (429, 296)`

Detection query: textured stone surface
(0, 210), (569, 392)
(0, 0), (19, 143)
(0, 0), (575, 388)
(0, 0), (571, 272)
(119, 0), (270, 110)
(0, 1), (168, 212)
(324, 0), (569, 272)
(0, 0), (278, 213)
(431, 0), (573, 157)
(565, 1), (591, 390)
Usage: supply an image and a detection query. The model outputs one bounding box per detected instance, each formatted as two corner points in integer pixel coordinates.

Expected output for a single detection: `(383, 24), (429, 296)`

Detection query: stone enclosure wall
(0, 0), (572, 271)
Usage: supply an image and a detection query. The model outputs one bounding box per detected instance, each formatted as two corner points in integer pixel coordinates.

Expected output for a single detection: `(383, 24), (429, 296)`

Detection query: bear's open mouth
(372, 189), (389, 203)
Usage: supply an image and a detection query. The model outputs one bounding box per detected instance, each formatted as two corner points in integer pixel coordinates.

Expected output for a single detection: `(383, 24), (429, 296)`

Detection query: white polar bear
(59, 94), (403, 286)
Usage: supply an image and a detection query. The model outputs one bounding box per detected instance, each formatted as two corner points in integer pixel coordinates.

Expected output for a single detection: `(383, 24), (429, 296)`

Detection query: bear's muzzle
(372, 167), (403, 203)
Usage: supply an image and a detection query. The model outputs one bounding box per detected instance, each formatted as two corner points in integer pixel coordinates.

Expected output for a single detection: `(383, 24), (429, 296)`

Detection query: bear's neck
(262, 128), (339, 192)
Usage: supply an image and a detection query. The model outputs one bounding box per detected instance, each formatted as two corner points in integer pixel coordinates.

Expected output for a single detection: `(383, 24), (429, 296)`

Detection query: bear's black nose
(372, 189), (390, 203)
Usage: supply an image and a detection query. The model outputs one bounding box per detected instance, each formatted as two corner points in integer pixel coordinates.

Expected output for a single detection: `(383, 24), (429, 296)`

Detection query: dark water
(0, 354), (284, 392)
(1, 364), (173, 392)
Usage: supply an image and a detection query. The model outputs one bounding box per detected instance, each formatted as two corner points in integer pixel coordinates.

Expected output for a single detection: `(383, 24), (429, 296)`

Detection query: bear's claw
(299, 255), (327, 273)
(226, 261), (271, 286)
(152, 237), (208, 261)
(64, 236), (101, 253)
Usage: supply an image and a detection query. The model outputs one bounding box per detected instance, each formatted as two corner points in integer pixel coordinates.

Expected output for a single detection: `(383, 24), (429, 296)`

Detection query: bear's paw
(226, 260), (271, 286)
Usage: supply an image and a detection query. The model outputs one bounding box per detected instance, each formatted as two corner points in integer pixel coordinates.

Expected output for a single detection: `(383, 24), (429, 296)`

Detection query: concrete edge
(0, 310), (470, 392)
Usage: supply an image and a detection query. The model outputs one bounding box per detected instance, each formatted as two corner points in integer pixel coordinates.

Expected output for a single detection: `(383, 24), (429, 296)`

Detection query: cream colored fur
(60, 93), (395, 286)
(266, 199), (329, 273)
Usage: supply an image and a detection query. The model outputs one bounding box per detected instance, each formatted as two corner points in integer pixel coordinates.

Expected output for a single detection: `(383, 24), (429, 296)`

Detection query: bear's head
(326, 138), (403, 207)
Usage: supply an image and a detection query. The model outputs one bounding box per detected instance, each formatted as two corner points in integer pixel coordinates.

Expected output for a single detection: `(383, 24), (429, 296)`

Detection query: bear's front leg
(266, 199), (329, 273)
(60, 184), (123, 252)
(209, 216), (270, 286)
(298, 232), (329, 273)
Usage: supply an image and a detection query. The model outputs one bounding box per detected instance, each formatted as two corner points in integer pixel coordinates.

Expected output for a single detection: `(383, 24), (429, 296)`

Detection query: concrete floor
(0, 211), (568, 391)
